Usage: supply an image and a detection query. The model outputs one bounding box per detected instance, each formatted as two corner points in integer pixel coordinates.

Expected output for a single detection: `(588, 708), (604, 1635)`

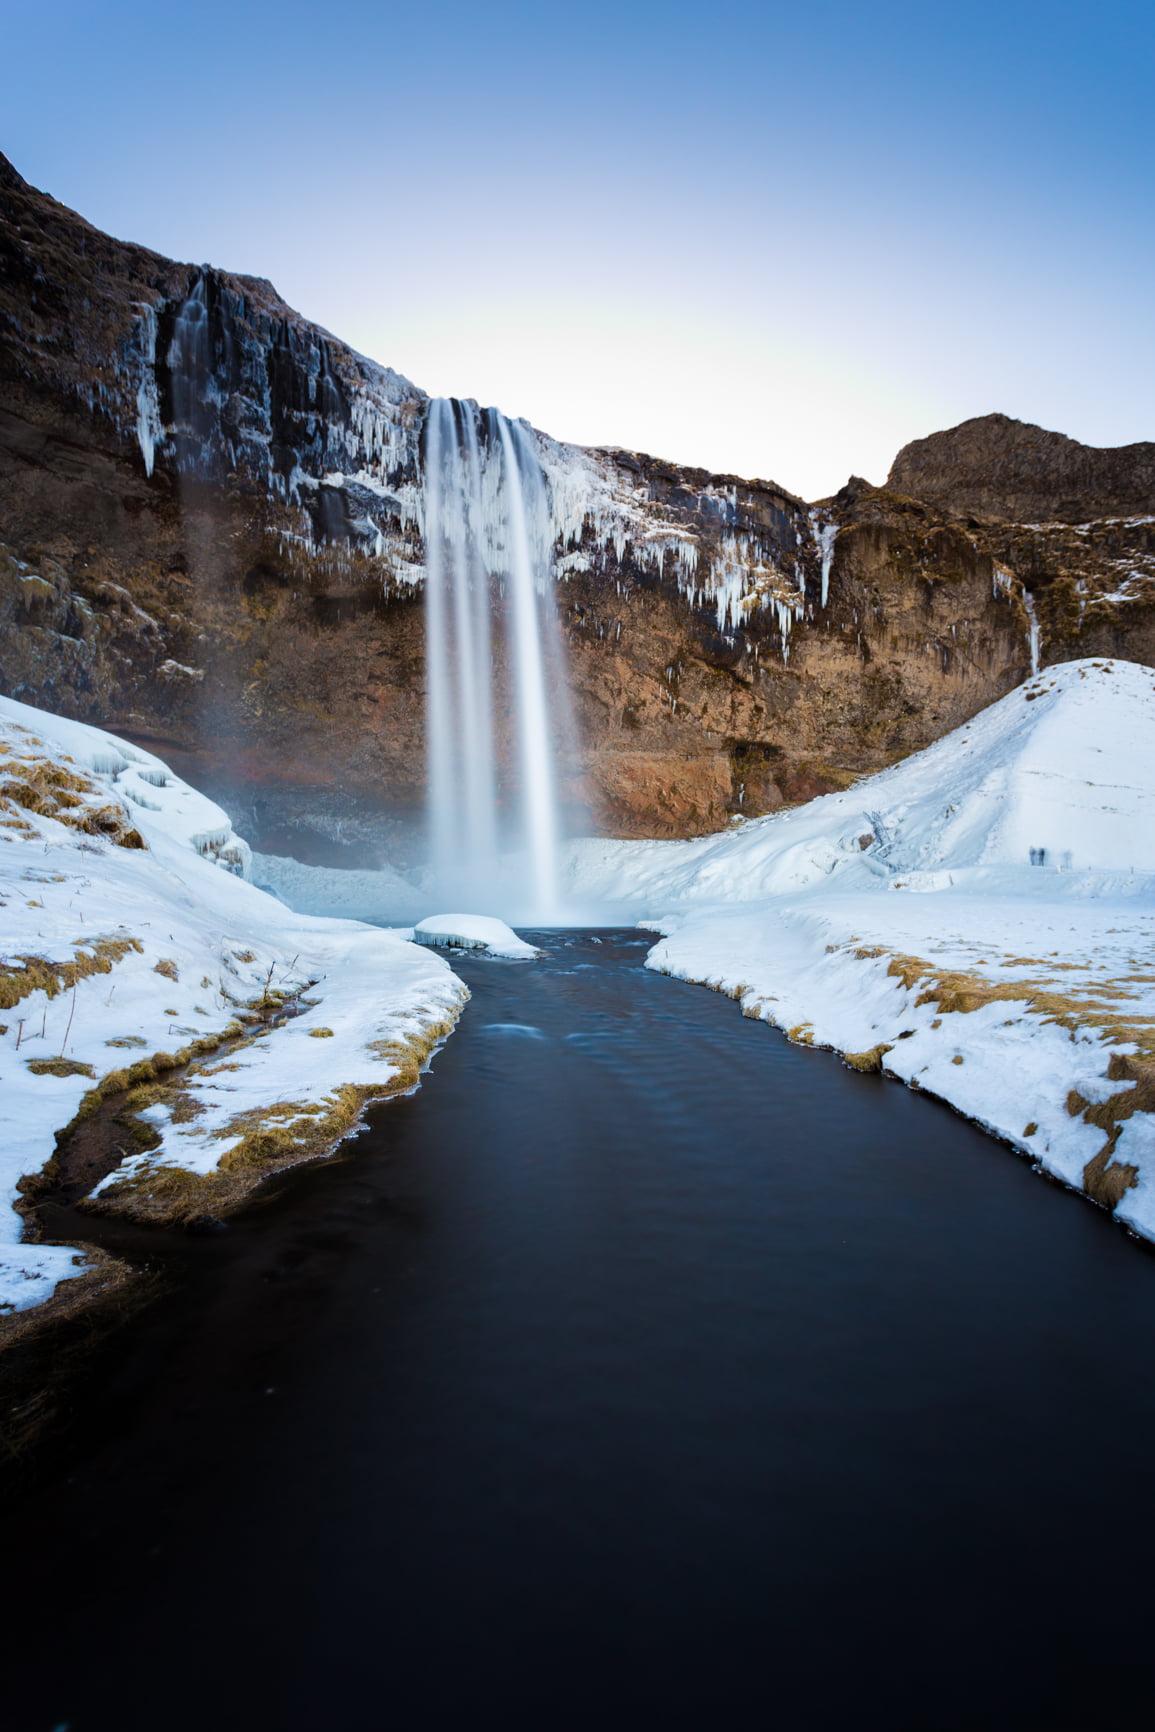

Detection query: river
(4, 929), (1155, 1730)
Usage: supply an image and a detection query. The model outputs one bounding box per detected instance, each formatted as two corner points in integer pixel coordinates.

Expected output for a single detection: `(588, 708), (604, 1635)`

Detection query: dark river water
(5, 929), (1155, 1731)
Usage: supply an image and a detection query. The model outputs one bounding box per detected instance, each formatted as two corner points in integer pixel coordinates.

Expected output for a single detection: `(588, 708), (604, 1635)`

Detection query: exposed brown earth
(2, 153), (1153, 848)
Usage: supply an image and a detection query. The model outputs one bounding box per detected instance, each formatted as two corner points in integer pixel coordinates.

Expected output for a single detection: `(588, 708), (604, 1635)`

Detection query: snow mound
(414, 915), (540, 959)
(567, 659), (1155, 908)
(0, 693), (252, 874)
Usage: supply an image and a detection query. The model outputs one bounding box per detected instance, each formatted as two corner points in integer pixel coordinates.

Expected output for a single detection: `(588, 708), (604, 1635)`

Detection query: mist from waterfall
(423, 399), (566, 921)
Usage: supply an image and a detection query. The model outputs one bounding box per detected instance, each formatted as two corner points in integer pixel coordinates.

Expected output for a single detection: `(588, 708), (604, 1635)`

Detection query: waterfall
(1023, 587), (1041, 676)
(167, 272), (213, 469)
(422, 399), (564, 921)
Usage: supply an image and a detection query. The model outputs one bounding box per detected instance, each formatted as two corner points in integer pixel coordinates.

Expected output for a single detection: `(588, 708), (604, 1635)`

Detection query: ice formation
(107, 265), (821, 655)
(413, 914), (540, 959)
(1023, 589), (1041, 676)
(108, 260), (1060, 710)
(809, 510), (838, 607)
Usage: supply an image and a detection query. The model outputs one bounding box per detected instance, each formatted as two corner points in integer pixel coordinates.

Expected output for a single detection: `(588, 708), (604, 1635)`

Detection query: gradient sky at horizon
(4, 0), (1152, 498)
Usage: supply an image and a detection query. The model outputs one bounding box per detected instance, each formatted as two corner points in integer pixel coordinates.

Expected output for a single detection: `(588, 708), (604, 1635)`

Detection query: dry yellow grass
(25, 1058), (95, 1079)
(879, 951), (1155, 1212)
(843, 1044), (893, 1073)
(0, 755), (144, 849)
(83, 1009), (463, 1226)
(0, 935), (143, 1012)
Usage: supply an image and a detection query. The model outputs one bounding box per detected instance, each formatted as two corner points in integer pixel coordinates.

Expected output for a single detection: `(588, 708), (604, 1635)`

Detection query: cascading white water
(1023, 588), (1041, 676)
(423, 399), (564, 920)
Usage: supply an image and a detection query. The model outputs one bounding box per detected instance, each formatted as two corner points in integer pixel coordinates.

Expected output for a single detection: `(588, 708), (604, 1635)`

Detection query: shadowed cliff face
(1, 153), (1153, 851)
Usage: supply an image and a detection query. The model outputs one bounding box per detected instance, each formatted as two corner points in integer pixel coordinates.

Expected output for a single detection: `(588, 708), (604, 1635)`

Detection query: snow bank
(0, 694), (253, 874)
(0, 698), (468, 1317)
(414, 914), (540, 959)
(567, 660), (1155, 1241)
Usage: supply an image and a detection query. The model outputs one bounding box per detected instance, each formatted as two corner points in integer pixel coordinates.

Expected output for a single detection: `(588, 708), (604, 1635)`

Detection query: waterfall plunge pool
(5, 929), (1155, 1731)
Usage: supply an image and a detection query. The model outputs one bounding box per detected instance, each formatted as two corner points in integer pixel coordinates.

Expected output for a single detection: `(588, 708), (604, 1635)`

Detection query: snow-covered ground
(7, 656), (1155, 1323)
(567, 659), (1155, 1239)
(0, 697), (467, 1317)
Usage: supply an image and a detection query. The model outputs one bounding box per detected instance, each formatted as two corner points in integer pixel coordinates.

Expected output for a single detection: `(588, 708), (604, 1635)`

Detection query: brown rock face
(1, 155), (1153, 857)
(559, 482), (1031, 834)
(888, 413), (1155, 525)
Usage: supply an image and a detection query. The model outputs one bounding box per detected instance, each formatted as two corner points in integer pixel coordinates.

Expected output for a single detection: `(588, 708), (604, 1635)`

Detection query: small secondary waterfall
(1023, 588), (1041, 676)
(423, 399), (565, 920)
(166, 273), (214, 468)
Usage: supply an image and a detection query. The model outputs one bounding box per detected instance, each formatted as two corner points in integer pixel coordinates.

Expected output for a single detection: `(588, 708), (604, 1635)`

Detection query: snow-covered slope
(568, 660), (1155, 1242)
(566, 658), (1155, 907)
(0, 697), (467, 1318)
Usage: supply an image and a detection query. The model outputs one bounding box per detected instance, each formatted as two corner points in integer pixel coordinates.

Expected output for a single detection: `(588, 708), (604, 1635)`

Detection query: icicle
(809, 510), (838, 607)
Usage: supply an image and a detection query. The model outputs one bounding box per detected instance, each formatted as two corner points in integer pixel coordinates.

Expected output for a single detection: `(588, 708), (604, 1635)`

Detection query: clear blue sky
(4, 0), (1152, 497)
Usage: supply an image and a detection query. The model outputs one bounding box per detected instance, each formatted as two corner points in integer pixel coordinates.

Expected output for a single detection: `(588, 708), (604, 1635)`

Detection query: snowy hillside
(568, 661), (1155, 1241)
(0, 697), (467, 1319)
(566, 658), (1155, 906)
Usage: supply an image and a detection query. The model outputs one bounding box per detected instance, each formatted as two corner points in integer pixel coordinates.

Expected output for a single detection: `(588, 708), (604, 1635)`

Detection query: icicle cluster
(103, 265), (828, 651)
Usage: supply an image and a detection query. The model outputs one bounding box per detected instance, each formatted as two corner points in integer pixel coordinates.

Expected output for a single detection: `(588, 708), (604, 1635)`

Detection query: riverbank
(8, 929), (1155, 1732)
(0, 695), (467, 1320)
(644, 885), (1155, 1230)
(566, 659), (1155, 1237)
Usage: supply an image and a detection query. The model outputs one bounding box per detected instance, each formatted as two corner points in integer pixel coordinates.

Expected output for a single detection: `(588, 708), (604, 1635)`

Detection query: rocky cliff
(2, 153), (1152, 856)
(889, 413), (1155, 524)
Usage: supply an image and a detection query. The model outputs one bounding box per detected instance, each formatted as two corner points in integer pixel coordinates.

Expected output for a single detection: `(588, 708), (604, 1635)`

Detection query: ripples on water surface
(6, 930), (1155, 1730)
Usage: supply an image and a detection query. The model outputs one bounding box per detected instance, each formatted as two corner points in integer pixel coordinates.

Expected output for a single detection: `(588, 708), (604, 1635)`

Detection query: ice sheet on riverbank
(566, 660), (1155, 1238)
(414, 914), (541, 959)
(0, 696), (467, 1314)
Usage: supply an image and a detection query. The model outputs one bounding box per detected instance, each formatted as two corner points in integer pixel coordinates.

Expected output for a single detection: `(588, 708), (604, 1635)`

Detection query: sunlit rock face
(2, 151), (1153, 850)
(889, 413), (1155, 525)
